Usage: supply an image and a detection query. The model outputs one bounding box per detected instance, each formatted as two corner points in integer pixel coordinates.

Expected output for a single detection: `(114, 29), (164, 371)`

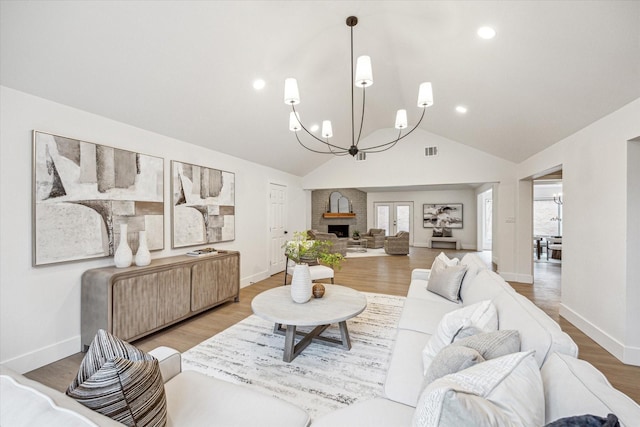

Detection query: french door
(373, 202), (413, 241)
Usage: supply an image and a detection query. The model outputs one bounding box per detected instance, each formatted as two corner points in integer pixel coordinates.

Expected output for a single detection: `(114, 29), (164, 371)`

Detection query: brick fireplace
(311, 188), (367, 236)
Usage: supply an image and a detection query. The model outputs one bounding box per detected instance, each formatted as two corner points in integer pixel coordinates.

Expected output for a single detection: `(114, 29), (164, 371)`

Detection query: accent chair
(283, 255), (334, 285)
(361, 228), (386, 249)
(306, 229), (348, 256)
(384, 231), (410, 255)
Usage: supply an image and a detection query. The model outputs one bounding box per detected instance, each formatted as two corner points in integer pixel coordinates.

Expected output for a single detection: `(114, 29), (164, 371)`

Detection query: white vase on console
(135, 230), (151, 266)
(290, 263), (312, 303)
(114, 224), (132, 268)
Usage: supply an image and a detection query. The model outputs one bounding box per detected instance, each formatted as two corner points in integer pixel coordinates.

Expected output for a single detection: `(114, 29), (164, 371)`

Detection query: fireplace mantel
(322, 213), (356, 218)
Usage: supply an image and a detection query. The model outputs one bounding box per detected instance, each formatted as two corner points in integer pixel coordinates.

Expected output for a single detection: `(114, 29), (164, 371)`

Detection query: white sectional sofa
(1, 347), (310, 427)
(314, 253), (640, 426)
(3, 253), (638, 426)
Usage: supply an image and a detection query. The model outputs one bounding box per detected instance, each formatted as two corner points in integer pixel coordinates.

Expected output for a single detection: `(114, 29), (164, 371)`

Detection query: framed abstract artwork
(171, 160), (235, 248)
(32, 130), (164, 266)
(423, 203), (463, 228)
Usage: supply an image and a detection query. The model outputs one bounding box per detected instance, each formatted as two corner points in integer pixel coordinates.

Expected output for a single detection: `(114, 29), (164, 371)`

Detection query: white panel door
(269, 183), (287, 275)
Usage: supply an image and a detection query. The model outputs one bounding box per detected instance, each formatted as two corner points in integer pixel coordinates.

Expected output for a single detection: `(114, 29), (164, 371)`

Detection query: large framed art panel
(171, 161), (235, 248)
(32, 131), (164, 266)
(423, 203), (463, 228)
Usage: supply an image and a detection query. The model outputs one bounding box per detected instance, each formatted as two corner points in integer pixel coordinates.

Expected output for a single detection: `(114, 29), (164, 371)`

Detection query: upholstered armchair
(384, 231), (410, 255)
(361, 228), (386, 249)
(307, 230), (348, 256)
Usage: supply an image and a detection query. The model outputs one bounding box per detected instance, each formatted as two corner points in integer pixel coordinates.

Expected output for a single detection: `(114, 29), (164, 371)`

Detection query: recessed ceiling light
(477, 26), (496, 40)
(253, 79), (266, 90)
(310, 124), (319, 132)
(456, 106), (468, 114)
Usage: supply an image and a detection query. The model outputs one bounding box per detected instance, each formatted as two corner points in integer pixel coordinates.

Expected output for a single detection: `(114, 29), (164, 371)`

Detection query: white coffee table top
(251, 284), (367, 327)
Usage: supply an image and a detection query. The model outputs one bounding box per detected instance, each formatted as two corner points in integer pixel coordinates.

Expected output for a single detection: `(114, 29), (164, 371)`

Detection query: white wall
(367, 189), (477, 249)
(626, 139), (640, 357)
(302, 128), (519, 275)
(0, 86), (307, 372)
(516, 97), (640, 365)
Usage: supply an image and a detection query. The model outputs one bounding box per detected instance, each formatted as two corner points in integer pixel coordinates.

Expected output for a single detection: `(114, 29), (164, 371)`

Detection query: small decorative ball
(312, 283), (325, 298)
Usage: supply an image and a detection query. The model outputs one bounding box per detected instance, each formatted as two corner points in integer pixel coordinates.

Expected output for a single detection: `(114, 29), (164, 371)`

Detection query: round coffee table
(251, 284), (367, 362)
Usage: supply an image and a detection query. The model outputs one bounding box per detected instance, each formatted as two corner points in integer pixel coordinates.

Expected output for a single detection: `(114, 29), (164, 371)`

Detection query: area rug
(345, 247), (390, 258)
(181, 292), (404, 419)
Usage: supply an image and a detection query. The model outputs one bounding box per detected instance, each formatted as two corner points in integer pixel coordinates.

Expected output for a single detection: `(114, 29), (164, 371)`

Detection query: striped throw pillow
(66, 329), (167, 427)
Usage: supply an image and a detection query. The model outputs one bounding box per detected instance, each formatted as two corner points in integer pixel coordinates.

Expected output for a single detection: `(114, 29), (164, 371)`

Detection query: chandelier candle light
(284, 16), (434, 160)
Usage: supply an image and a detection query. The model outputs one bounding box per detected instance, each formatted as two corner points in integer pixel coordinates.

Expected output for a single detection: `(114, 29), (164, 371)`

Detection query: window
(534, 199), (562, 236)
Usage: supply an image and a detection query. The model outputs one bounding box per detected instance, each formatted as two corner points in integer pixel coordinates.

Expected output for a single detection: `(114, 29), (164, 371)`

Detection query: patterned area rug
(182, 292), (404, 419)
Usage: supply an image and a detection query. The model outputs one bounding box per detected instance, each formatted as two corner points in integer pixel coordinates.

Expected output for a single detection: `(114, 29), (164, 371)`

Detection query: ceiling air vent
(424, 146), (439, 157)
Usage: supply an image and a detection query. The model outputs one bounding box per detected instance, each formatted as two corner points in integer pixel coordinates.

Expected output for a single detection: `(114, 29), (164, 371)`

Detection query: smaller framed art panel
(32, 130), (164, 266)
(423, 203), (463, 228)
(171, 160), (236, 248)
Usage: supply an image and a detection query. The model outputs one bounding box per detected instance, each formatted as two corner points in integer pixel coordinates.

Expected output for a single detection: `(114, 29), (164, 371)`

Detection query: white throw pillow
(413, 351), (544, 427)
(431, 252), (459, 272)
(426, 264), (468, 302)
(422, 300), (498, 374)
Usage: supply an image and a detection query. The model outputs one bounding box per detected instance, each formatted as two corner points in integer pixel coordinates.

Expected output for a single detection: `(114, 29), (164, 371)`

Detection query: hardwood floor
(25, 247), (640, 404)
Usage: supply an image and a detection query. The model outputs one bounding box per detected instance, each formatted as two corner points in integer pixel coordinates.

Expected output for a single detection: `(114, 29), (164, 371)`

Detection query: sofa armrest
(148, 346), (182, 383)
(541, 352), (640, 426)
(411, 268), (430, 281)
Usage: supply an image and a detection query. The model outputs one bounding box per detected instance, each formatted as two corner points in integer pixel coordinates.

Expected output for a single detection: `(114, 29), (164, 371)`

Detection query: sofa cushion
(312, 398), (414, 427)
(1, 373), (105, 427)
(459, 269), (513, 306)
(384, 329), (432, 407)
(67, 329), (167, 427)
(541, 352), (640, 426)
(427, 264), (468, 302)
(453, 329), (521, 360)
(422, 300), (498, 374)
(459, 253), (488, 298)
(413, 351), (544, 427)
(424, 330), (520, 385)
(1, 366), (123, 427)
(397, 297), (460, 333)
(424, 346), (485, 384)
(164, 370), (310, 427)
(410, 268), (430, 282)
(492, 290), (577, 366)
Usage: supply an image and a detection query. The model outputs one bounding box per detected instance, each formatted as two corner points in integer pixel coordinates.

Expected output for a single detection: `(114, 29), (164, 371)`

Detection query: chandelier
(283, 16), (434, 160)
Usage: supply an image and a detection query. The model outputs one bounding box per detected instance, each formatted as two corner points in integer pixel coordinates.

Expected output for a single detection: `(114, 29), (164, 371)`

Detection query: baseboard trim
(2, 335), (80, 374)
(241, 271), (270, 288)
(498, 271), (516, 282)
(496, 271), (533, 284)
(560, 304), (640, 366)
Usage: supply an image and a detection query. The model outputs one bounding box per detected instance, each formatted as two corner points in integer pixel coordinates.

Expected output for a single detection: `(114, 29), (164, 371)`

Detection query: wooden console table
(81, 251), (240, 351)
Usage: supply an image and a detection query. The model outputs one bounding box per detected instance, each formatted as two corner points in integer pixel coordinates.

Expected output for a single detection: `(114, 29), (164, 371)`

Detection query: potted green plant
(283, 232), (344, 303)
(352, 230), (360, 240)
(283, 231), (344, 268)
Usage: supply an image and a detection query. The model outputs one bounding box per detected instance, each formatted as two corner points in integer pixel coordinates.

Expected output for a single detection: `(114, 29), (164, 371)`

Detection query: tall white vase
(114, 224), (132, 268)
(290, 263), (312, 303)
(135, 230), (151, 266)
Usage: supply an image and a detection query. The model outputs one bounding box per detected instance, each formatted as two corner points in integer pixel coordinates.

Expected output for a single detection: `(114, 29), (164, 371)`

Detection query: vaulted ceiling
(2, 1), (639, 176)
